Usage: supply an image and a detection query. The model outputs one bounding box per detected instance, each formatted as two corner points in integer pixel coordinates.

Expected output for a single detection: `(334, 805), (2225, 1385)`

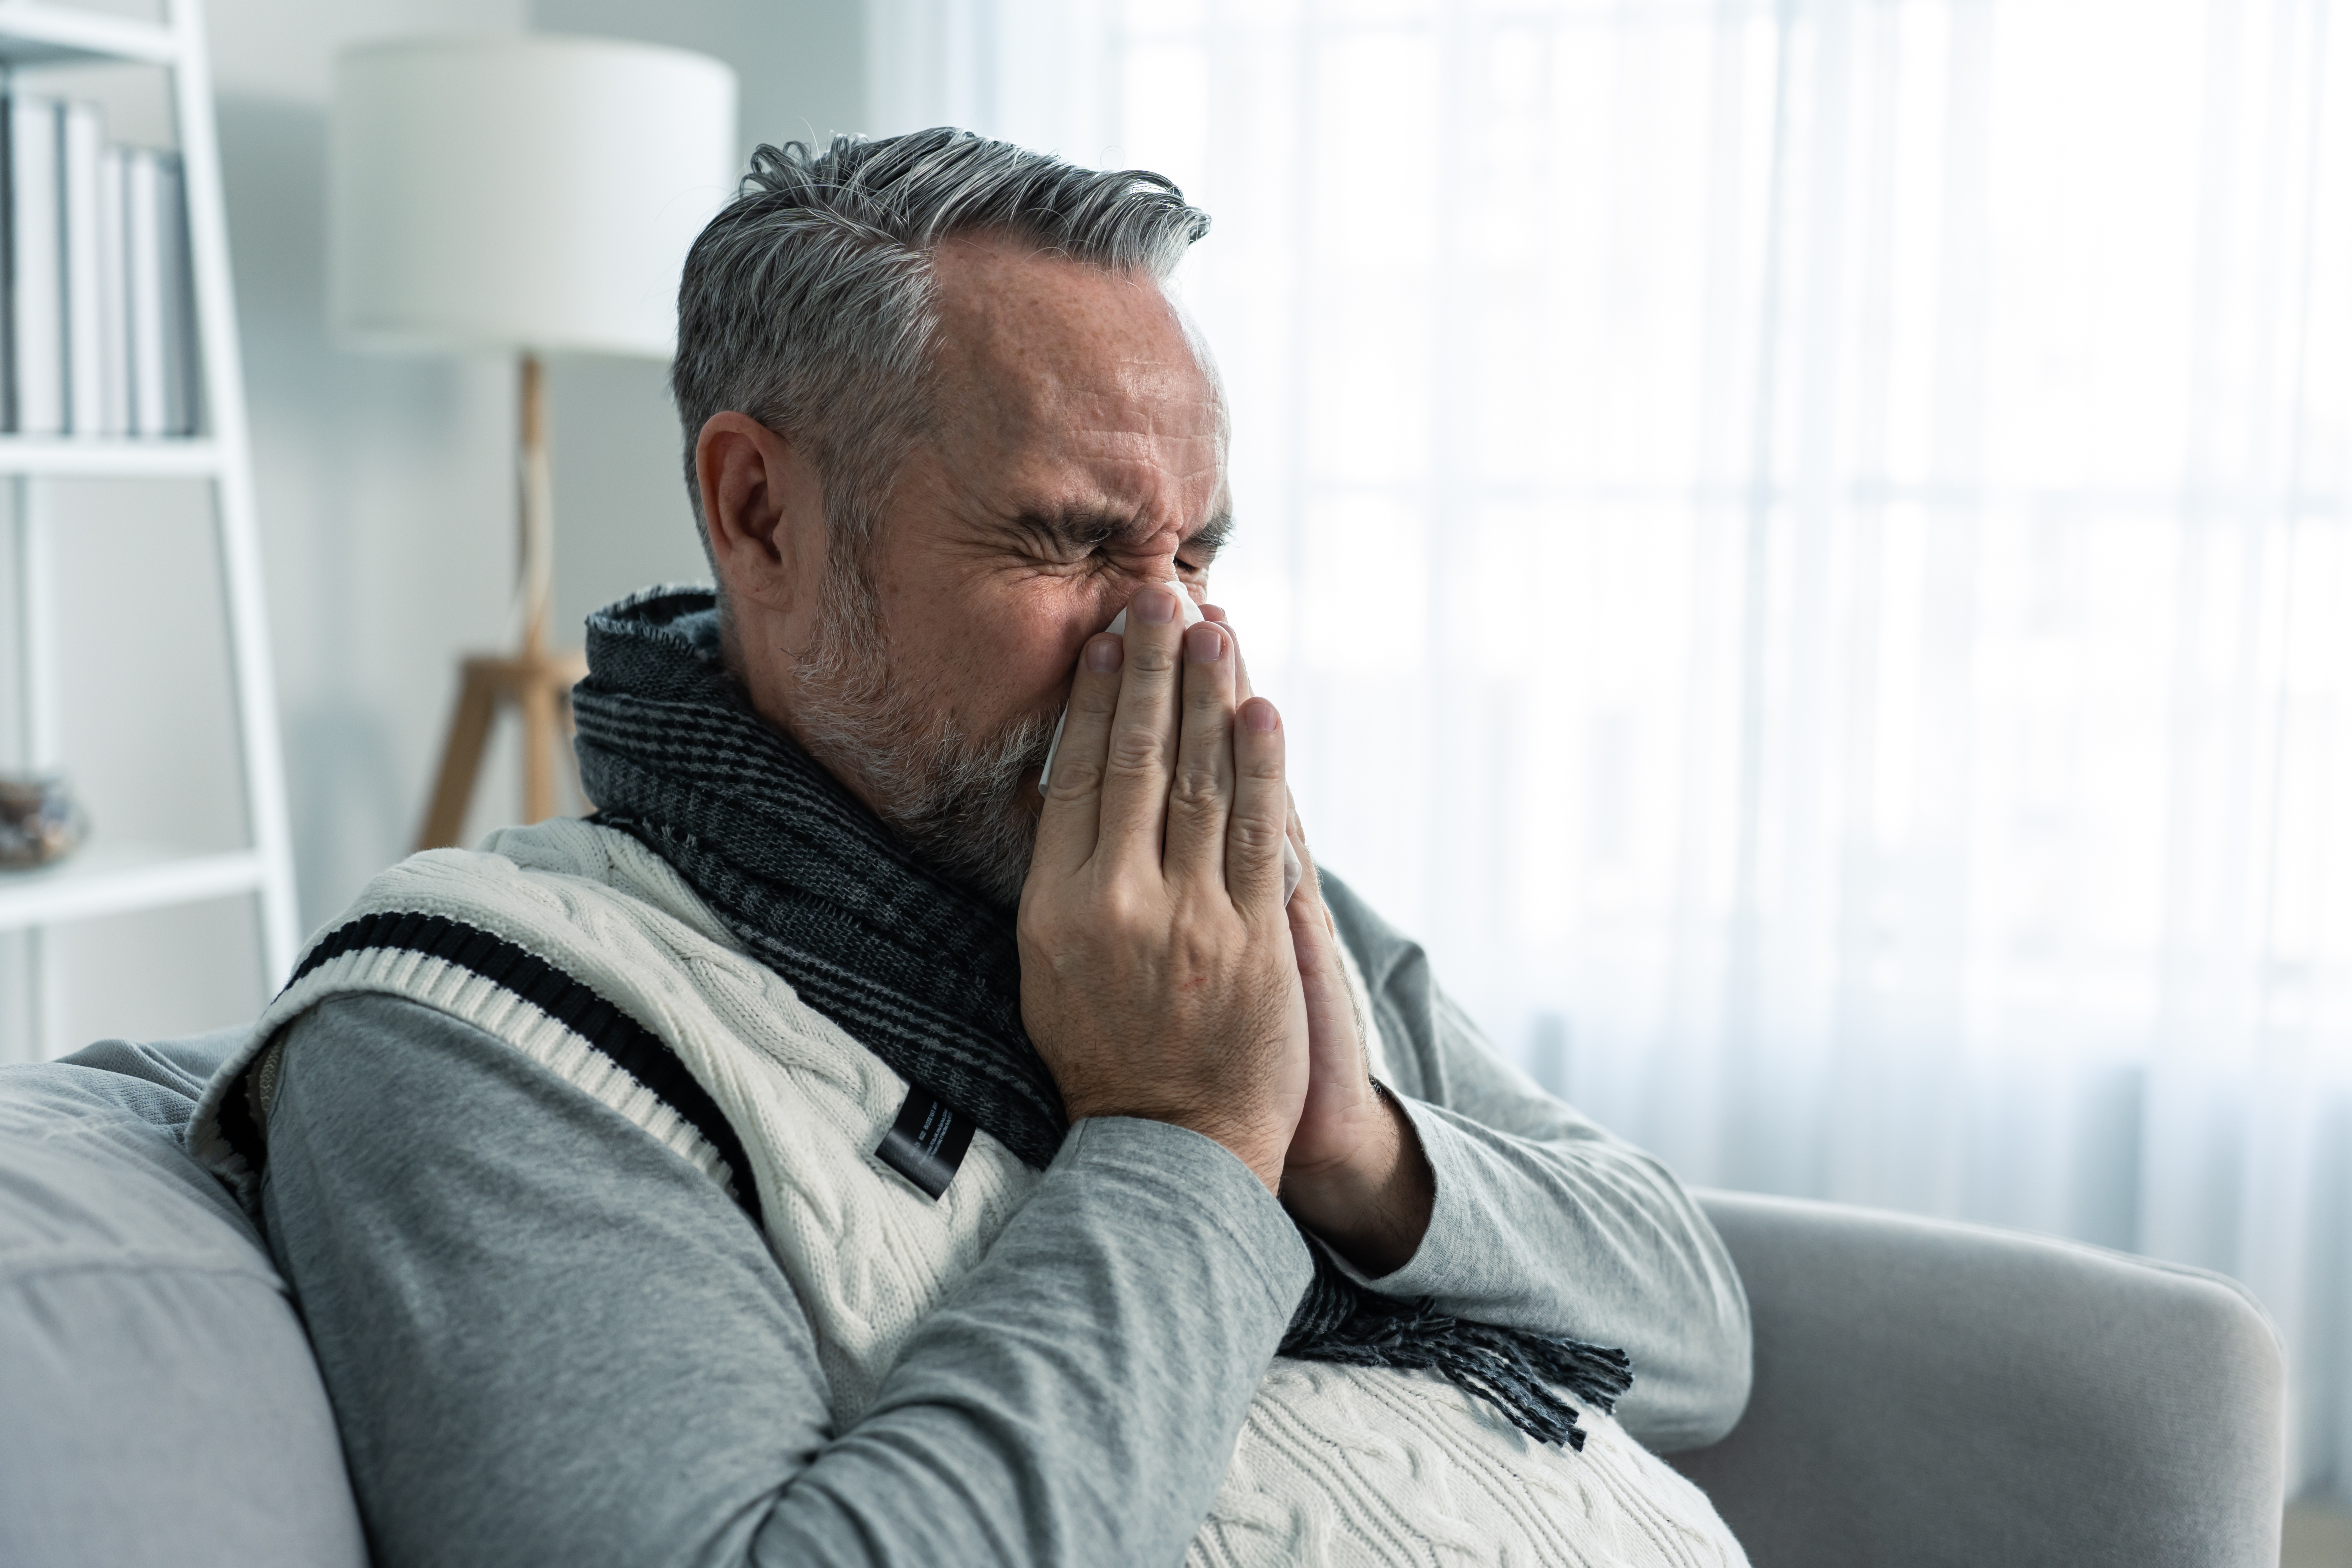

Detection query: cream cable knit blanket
(192, 819), (1746, 1568)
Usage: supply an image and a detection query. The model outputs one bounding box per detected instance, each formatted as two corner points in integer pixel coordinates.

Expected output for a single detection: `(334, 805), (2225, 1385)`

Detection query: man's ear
(695, 412), (824, 617)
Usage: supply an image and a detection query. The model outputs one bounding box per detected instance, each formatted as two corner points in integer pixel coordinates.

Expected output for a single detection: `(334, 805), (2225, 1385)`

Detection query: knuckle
(1098, 883), (1150, 933)
(1167, 764), (1224, 816)
(1169, 912), (1223, 963)
(1126, 642), (1179, 677)
(1107, 729), (1168, 776)
(1227, 810), (1285, 856)
(1044, 754), (1106, 801)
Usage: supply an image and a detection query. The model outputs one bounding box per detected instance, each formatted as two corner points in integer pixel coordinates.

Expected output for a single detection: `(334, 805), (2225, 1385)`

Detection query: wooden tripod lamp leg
(414, 359), (588, 853)
(518, 672), (560, 826)
(418, 660), (499, 850)
(508, 352), (568, 831)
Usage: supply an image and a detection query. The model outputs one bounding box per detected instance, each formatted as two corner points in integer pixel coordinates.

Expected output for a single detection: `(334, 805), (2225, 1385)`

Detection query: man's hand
(1195, 604), (1435, 1274)
(1272, 824), (1435, 1276)
(1019, 585), (1309, 1192)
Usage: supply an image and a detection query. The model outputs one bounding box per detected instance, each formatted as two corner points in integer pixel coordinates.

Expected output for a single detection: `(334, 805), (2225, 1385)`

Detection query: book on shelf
(0, 92), (199, 441)
(124, 145), (163, 435)
(96, 145), (128, 436)
(11, 96), (64, 436)
(64, 101), (104, 439)
(154, 151), (196, 436)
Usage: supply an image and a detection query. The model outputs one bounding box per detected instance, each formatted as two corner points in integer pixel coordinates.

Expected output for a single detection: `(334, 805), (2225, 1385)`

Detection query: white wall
(1, 0), (867, 1056)
(528, 0), (871, 651)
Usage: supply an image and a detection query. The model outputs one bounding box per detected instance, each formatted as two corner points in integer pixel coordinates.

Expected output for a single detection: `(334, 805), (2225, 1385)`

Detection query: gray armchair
(0, 1034), (2287, 1566)
(1674, 1189), (2285, 1567)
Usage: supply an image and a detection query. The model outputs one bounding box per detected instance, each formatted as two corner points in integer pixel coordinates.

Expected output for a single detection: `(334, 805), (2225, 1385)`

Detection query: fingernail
(1085, 634), (1123, 673)
(1135, 586), (1177, 624)
(1185, 623), (1224, 664)
(1241, 698), (1278, 734)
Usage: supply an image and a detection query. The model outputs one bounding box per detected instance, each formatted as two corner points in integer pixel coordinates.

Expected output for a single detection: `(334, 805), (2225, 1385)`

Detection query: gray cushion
(0, 1029), (367, 1568)
(1674, 1188), (2286, 1568)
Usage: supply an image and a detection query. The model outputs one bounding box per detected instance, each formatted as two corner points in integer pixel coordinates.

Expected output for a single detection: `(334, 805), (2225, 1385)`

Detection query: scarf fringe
(1278, 1253), (1634, 1448)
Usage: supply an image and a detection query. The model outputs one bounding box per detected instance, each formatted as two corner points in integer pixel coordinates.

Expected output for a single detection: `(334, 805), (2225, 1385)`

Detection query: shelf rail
(0, 0), (299, 1057)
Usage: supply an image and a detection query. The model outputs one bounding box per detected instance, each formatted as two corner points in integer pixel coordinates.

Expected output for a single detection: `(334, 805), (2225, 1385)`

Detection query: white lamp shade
(330, 35), (739, 357)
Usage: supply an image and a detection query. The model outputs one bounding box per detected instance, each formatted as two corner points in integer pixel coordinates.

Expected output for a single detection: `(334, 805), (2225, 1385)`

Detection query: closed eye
(1010, 507), (1125, 562)
(1004, 503), (1231, 573)
(1178, 510), (1233, 572)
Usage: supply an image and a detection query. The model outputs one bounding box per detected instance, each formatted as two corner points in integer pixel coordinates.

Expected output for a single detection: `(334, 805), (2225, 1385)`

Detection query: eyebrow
(1010, 503), (1234, 561)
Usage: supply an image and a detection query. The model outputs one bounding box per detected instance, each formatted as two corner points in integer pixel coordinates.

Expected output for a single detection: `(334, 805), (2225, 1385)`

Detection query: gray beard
(836, 702), (1056, 908)
(786, 568), (1056, 908)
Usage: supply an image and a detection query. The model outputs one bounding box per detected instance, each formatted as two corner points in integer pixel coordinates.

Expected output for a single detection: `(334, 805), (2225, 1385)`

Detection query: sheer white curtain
(872, 0), (2352, 1498)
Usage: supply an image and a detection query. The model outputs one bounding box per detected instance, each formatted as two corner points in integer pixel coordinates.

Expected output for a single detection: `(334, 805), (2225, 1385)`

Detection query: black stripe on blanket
(292, 912), (765, 1229)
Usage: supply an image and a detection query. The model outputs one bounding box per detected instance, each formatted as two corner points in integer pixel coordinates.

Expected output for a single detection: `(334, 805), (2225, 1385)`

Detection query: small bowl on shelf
(0, 774), (86, 870)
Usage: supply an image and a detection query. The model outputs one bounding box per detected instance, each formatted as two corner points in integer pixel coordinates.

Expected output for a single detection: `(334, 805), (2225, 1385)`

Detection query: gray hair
(671, 128), (1212, 574)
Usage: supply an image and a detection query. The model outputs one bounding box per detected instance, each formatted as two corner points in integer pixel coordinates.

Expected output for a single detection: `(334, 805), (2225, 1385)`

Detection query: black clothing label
(875, 1084), (977, 1200)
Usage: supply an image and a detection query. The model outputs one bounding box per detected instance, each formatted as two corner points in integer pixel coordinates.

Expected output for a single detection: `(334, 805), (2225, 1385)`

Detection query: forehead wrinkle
(943, 352), (1217, 470)
(932, 241), (1215, 431)
(925, 235), (1227, 558)
(973, 395), (1222, 535)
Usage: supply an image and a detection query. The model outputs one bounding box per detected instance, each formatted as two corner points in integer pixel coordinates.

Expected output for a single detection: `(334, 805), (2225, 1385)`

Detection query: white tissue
(1038, 591), (1306, 904)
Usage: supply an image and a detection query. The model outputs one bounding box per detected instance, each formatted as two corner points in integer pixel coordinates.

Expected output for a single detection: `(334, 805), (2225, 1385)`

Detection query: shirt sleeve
(1319, 873), (1753, 1453)
(257, 991), (1310, 1568)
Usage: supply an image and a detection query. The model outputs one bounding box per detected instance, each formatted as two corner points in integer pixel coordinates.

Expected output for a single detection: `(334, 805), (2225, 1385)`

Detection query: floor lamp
(327, 34), (736, 850)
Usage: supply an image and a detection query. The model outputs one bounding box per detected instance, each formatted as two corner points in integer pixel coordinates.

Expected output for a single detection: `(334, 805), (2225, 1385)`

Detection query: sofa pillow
(0, 1029), (367, 1568)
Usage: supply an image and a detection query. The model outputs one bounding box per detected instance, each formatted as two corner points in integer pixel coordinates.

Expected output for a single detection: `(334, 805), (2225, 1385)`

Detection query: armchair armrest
(1671, 1189), (2284, 1568)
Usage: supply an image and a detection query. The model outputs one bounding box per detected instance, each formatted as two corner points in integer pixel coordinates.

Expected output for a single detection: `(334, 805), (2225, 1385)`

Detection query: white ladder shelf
(2, 0), (296, 1058)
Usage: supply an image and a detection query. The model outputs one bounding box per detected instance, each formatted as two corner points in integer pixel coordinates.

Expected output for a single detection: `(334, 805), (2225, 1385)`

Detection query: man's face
(781, 235), (1230, 901)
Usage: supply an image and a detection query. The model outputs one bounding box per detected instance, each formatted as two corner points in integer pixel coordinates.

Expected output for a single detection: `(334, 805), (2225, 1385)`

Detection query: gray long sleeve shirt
(257, 877), (1749, 1568)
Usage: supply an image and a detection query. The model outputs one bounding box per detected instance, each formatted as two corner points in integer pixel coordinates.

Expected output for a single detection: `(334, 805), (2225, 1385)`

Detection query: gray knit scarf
(571, 585), (1631, 1449)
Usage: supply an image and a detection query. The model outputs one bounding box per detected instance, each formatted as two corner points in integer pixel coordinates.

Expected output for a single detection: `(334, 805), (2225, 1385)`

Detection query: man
(194, 129), (1753, 1566)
